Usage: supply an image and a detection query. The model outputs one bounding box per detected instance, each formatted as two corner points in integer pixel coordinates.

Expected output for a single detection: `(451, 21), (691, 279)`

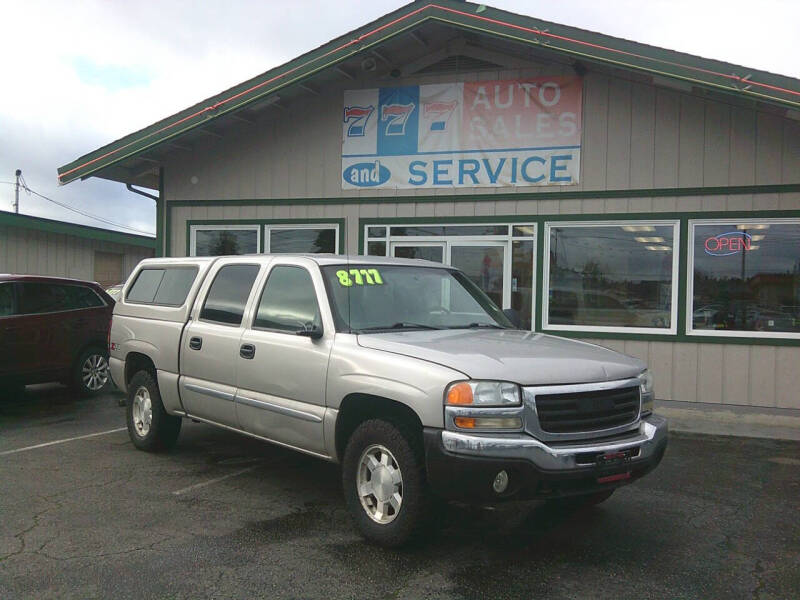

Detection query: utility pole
(13, 169), (21, 213)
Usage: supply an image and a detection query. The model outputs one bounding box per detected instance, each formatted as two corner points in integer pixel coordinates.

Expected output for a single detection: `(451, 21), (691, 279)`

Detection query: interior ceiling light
(750, 235), (765, 241)
(635, 236), (665, 243)
(622, 225), (655, 232)
(645, 245), (671, 251)
(736, 224), (770, 230)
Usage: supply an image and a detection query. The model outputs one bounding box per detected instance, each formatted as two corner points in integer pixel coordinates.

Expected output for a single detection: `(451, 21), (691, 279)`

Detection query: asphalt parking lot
(1, 386), (799, 599)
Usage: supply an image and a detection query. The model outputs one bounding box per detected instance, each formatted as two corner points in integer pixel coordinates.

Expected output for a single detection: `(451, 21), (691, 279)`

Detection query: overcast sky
(1, 0), (797, 237)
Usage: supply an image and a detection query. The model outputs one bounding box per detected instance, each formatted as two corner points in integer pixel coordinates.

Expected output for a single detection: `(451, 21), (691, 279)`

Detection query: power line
(0, 181), (154, 236)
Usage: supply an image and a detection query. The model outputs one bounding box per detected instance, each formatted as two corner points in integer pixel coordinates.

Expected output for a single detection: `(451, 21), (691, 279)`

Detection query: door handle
(189, 336), (202, 350)
(239, 343), (256, 359)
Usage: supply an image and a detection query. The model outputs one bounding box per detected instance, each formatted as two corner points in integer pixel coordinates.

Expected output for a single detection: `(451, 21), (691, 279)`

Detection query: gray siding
(164, 69), (800, 201)
(0, 225), (153, 283)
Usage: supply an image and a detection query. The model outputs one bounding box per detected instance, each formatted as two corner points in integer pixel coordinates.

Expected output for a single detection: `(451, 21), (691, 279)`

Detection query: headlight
(638, 370), (655, 415)
(445, 381), (521, 407)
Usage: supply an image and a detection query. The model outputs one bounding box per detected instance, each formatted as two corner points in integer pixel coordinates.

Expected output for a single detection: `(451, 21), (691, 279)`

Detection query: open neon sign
(704, 231), (752, 256)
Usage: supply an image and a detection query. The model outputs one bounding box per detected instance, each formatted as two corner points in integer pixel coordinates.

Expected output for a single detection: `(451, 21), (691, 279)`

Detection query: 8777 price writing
(336, 269), (384, 287)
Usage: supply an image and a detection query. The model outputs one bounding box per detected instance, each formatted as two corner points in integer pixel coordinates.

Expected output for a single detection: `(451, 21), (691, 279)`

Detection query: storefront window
(192, 226), (259, 256)
(267, 226), (337, 254)
(690, 220), (800, 337)
(544, 222), (678, 332)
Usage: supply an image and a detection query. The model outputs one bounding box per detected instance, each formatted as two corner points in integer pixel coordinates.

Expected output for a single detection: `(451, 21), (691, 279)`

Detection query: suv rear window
(127, 267), (198, 306)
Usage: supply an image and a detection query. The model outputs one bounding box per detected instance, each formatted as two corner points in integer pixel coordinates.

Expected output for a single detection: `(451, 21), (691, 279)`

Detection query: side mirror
(502, 308), (521, 328)
(296, 322), (323, 340)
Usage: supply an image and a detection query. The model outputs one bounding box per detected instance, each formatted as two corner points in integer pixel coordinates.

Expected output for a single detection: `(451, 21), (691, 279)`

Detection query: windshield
(321, 264), (513, 333)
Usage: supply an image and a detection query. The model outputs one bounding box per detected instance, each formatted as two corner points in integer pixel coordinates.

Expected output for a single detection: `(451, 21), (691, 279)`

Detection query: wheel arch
(334, 393), (424, 462)
(124, 352), (157, 387)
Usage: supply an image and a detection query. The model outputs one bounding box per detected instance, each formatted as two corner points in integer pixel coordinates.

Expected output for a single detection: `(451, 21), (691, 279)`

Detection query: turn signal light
(446, 382), (474, 405)
(454, 417), (522, 430)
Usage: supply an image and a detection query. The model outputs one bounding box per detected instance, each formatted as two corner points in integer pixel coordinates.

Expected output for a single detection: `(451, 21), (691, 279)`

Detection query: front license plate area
(596, 449), (633, 469)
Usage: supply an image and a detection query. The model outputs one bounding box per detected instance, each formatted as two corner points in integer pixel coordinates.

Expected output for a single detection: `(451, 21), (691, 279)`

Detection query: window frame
(264, 223), (340, 254)
(189, 224), (261, 257)
(198, 262), (261, 327)
(542, 219), (680, 335)
(686, 217), (800, 340)
(363, 221), (537, 329)
(251, 264), (323, 335)
(125, 266), (199, 307)
(15, 282), (108, 316)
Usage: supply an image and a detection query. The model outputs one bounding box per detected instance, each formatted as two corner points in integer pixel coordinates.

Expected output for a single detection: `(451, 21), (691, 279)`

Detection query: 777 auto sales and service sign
(341, 77), (582, 190)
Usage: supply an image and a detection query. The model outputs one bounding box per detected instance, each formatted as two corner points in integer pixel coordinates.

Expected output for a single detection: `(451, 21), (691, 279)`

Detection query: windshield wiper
(357, 322), (442, 332)
(448, 322), (506, 329)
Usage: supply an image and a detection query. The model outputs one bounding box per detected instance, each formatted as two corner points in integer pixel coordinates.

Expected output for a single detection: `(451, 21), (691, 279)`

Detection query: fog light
(492, 470), (509, 494)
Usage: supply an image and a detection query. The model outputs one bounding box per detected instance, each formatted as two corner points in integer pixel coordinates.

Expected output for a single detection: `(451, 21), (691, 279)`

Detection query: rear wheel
(71, 347), (109, 395)
(342, 419), (430, 547)
(126, 370), (181, 452)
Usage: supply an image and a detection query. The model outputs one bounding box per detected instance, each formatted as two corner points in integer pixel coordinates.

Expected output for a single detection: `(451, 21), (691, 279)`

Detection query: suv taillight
(108, 315), (113, 351)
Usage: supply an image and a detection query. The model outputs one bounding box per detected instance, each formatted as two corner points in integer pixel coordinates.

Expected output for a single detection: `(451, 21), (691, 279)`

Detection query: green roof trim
(0, 210), (156, 248)
(58, 0), (800, 186)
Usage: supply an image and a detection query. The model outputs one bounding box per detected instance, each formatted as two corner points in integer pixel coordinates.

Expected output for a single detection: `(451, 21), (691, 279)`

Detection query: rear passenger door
(179, 261), (261, 428)
(236, 261), (333, 455)
(15, 282), (72, 377)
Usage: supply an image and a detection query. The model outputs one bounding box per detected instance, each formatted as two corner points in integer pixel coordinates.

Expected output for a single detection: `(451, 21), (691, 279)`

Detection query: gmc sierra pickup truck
(110, 254), (667, 546)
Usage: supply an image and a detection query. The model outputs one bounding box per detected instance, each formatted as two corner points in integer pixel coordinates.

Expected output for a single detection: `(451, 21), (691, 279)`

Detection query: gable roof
(57, 0), (800, 187)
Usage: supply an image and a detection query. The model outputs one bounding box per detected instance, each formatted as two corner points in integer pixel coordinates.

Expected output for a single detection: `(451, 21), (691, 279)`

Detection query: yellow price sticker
(336, 268), (383, 287)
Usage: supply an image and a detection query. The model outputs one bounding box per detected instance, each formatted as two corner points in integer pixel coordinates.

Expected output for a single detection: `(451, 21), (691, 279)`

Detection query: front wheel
(126, 370), (181, 452)
(342, 419), (430, 547)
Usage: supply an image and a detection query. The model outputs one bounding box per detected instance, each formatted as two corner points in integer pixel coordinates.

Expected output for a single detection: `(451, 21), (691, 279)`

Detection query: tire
(126, 370), (181, 452)
(548, 489), (614, 510)
(342, 419), (430, 547)
(71, 347), (110, 396)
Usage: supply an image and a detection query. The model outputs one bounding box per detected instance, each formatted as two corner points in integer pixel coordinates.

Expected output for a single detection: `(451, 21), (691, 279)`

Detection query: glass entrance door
(370, 223), (536, 329)
(391, 242), (445, 263)
(448, 242), (508, 313)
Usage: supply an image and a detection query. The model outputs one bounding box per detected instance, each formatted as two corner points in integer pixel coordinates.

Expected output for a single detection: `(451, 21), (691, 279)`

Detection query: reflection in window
(692, 222), (800, 334)
(200, 265), (260, 325)
(255, 266), (321, 332)
(547, 224), (675, 329)
(195, 228), (258, 256)
(268, 228), (336, 253)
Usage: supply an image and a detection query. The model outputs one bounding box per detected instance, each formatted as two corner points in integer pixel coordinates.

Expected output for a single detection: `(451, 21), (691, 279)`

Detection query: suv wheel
(126, 370), (181, 452)
(342, 419), (430, 547)
(72, 348), (110, 395)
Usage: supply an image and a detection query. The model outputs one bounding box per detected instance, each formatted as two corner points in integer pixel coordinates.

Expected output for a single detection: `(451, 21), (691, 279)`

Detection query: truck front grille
(534, 386), (640, 434)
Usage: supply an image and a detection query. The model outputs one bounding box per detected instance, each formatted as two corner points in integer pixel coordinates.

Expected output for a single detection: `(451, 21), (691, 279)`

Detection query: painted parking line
(172, 465), (261, 496)
(0, 427), (127, 457)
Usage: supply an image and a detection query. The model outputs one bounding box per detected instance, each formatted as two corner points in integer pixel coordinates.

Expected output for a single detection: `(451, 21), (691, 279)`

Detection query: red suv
(0, 275), (114, 395)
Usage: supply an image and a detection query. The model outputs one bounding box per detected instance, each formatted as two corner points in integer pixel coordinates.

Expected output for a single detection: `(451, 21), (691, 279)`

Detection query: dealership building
(58, 1), (800, 417)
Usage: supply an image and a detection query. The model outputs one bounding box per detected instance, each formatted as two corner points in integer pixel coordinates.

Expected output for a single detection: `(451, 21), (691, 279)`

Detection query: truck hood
(356, 329), (645, 385)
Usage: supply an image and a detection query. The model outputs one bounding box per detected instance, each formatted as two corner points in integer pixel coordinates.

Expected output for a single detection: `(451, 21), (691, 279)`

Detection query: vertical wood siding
(0, 226), (152, 283)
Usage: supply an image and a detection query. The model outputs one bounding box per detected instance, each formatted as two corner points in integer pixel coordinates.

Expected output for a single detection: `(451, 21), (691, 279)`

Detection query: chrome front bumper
(440, 414), (668, 472)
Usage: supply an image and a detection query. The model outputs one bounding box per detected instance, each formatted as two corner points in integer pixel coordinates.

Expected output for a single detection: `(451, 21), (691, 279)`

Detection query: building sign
(341, 77), (582, 190)
(704, 232), (752, 256)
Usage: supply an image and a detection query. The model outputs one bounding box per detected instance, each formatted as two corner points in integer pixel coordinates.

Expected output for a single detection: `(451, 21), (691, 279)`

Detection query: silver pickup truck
(110, 254), (667, 546)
